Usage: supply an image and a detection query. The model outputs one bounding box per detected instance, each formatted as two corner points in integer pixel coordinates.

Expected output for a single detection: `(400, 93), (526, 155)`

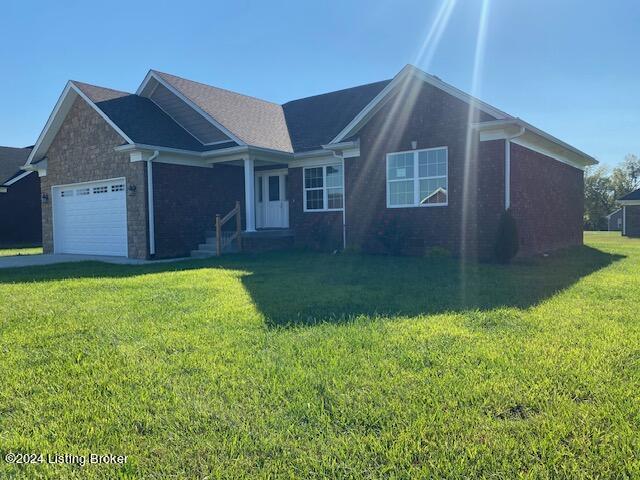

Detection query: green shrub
(494, 209), (519, 263)
(425, 246), (451, 259)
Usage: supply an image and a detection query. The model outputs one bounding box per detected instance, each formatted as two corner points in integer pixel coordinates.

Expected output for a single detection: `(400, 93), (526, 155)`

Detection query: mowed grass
(0, 245), (42, 257)
(0, 232), (638, 479)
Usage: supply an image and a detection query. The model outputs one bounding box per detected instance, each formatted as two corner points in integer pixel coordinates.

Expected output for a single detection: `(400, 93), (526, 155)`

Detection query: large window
(386, 147), (448, 207)
(304, 163), (344, 211)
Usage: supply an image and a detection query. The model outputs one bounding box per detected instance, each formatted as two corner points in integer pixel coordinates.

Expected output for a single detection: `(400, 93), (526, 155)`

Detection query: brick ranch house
(0, 146), (41, 245)
(619, 189), (640, 237)
(23, 65), (597, 259)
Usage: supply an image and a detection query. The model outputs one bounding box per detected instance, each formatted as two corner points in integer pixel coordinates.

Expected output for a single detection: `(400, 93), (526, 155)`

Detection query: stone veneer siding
(509, 143), (584, 255)
(152, 162), (244, 258)
(40, 97), (149, 258)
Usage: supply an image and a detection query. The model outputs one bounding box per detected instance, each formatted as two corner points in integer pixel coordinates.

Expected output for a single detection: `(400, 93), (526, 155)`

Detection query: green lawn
(0, 245), (42, 257)
(0, 232), (638, 479)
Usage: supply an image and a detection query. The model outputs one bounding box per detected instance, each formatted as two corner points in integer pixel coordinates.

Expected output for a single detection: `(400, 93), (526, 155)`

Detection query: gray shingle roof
(282, 80), (391, 152)
(74, 82), (214, 151)
(153, 71), (293, 153)
(0, 146), (32, 184)
(620, 188), (640, 201)
(72, 76), (394, 155)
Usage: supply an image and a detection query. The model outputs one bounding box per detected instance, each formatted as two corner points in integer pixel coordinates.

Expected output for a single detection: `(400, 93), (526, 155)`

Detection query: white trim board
(2, 170), (33, 187)
(25, 82), (133, 167)
(329, 64), (510, 145)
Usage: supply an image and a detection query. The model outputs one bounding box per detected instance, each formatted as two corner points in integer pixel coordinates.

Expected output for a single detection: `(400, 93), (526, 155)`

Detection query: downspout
(504, 126), (525, 210)
(342, 156), (347, 250)
(146, 150), (159, 256)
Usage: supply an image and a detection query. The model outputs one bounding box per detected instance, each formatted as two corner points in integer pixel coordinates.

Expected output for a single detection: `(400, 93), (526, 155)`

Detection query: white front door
(52, 178), (128, 256)
(255, 170), (289, 229)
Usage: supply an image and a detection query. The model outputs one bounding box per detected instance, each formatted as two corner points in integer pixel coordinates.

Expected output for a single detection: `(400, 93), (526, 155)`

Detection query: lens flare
(460, 0), (492, 304)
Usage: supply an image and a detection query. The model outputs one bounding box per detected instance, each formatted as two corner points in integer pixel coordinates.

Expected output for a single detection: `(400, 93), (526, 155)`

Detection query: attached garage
(52, 178), (128, 256)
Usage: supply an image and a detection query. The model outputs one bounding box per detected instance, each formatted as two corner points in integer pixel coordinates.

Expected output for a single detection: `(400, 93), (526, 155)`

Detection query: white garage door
(53, 178), (128, 256)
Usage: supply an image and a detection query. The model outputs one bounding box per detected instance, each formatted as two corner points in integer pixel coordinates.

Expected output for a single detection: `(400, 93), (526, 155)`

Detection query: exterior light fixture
(41, 193), (49, 203)
(128, 185), (137, 196)
(411, 140), (418, 150)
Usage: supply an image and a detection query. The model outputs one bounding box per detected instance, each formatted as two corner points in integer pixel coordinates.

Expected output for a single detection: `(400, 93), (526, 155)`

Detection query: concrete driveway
(0, 254), (166, 269)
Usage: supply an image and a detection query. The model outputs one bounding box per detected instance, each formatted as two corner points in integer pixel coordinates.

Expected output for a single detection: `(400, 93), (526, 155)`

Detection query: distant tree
(610, 167), (634, 202)
(584, 166), (614, 230)
(621, 154), (640, 190)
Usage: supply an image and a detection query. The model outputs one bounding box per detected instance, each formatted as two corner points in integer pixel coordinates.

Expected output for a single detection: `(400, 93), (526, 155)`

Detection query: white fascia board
(26, 82), (134, 167)
(25, 82), (75, 166)
(70, 83), (134, 145)
(474, 119), (597, 170)
(137, 71), (245, 146)
(2, 170), (33, 187)
(619, 200), (640, 206)
(118, 143), (293, 166)
(329, 64), (510, 145)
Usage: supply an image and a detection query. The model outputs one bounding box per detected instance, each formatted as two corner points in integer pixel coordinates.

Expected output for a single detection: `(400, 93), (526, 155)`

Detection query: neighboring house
(607, 208), (623, 232)
(619, 189), (640, 237)
(23, 65), (597, 260)
(0, 146), (41, 245)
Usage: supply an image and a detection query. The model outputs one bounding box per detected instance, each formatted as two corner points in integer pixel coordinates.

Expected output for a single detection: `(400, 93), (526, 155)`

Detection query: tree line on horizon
(584, 154), (639, 230)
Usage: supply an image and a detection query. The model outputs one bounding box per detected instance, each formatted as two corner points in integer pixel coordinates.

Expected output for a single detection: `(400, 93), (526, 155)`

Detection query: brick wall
(40, 97), (148, 258)
(510, 143), (584, 255)
(341, 78), (503, 259)
(152, 162), (244, 258)
(624, 205), (640, 237)
(0, 172), (42, 245)
(288, 166), (343, 250)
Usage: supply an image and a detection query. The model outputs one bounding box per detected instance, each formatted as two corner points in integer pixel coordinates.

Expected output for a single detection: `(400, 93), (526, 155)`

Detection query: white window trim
(303, 161), (345, 212)
(386, 146), (449, 208)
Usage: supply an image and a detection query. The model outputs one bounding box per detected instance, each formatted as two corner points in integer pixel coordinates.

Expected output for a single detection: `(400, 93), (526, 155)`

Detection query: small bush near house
(425, 245), (451, 259)
(375, 216), (405, 255)
(494, 209), (519, 263)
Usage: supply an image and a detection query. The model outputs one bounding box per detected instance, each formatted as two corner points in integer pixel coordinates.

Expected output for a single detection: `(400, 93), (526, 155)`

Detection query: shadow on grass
(0, 246), (623, 328)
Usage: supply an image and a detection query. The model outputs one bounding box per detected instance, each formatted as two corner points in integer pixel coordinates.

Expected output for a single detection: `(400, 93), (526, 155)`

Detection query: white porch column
(243, 157), (256, 232)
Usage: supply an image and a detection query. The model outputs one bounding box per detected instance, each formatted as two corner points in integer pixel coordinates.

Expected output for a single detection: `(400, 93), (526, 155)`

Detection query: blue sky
(1, 0), (638, 167)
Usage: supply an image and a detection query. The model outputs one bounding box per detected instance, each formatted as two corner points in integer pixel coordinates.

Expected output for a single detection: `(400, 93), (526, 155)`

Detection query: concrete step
(198, 243), (218, 252)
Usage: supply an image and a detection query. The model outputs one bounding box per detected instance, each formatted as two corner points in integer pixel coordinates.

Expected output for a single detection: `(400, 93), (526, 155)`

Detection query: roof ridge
(151, 70), (283, 108)
(70, 80), (132, 96)
(283, 79), (392, 105)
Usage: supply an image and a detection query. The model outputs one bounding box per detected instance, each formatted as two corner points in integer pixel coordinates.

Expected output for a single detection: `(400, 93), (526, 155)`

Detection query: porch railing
(215, 201), (242, 256)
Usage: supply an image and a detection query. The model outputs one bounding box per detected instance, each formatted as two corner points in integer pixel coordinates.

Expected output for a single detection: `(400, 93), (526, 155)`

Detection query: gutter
(146, 150), (159, 256)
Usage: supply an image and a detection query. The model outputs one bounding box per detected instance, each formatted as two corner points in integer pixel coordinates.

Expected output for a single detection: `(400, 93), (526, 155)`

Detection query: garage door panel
(53, 179), (128, 257)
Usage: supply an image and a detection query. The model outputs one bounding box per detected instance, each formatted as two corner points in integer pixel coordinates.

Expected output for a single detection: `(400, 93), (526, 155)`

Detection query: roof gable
(0, 146), (32, 185)
(146, 71), (293, 153)
(329, 65), (511, 145)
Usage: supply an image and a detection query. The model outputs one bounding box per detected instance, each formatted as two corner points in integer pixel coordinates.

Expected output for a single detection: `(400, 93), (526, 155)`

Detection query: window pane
(268, 175), (280, 201)
(419, 177), (447, 204)
(327, 188), (343, 209)
(418, 149), (447, 178)
(388, 152), (414, 180)
(305, 167), (323, 188)
(326, 164), (343, 188)
(306, 189), (323, 210)
(389, 180), (414, 206)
